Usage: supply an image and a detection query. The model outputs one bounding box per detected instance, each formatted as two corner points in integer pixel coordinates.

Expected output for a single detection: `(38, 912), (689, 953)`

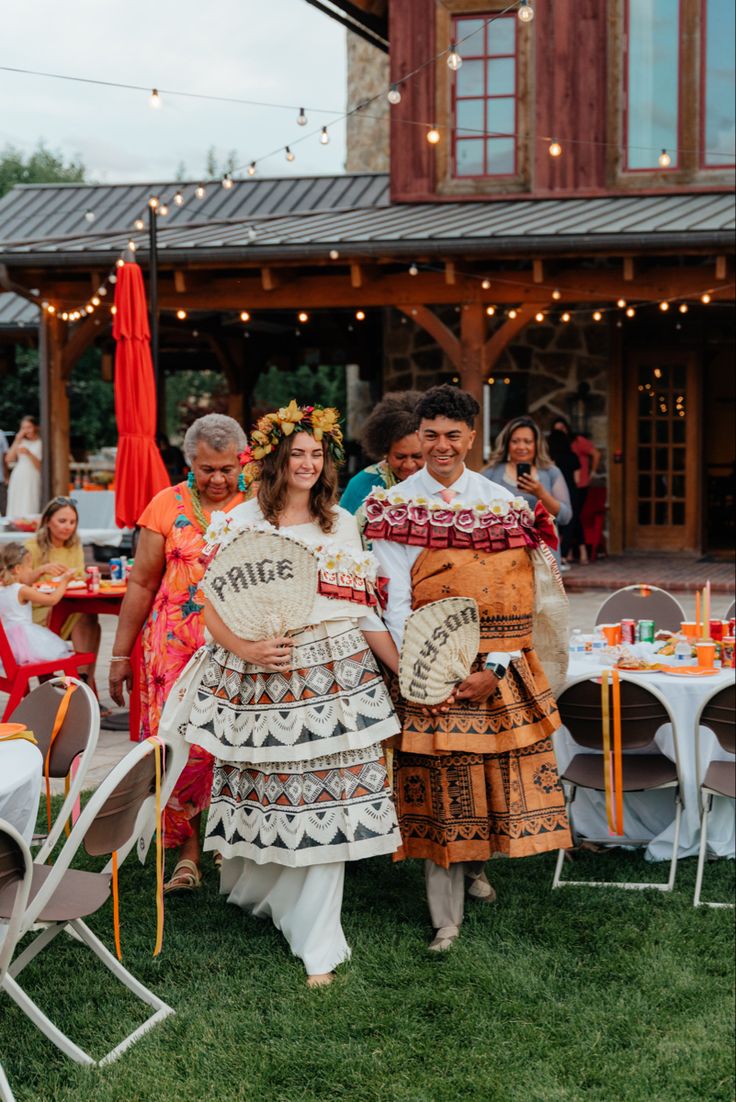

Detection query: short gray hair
(182, 414), (247, 464)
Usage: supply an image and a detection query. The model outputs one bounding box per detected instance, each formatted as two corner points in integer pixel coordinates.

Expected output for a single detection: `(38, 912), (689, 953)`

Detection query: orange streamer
(111, 849), (122, 962)
(0, 730), (37, 745)
(611, 669), (624, 834)
(44, 680), (78, 836)
(601, 671), (616, 834)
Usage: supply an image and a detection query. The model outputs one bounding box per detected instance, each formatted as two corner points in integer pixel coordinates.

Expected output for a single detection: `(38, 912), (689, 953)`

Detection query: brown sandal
(163, 859), (203, 895)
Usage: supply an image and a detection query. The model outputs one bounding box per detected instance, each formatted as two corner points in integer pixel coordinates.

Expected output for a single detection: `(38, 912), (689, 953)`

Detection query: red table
(48, 587), (142, 740)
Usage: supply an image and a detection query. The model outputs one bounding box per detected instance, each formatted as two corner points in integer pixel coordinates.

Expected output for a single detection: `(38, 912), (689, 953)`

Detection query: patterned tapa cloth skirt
(173, 619), (401, 867)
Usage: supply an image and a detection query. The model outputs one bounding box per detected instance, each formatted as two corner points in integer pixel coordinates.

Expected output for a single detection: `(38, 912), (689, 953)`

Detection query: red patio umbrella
(112, 262), (170, 528)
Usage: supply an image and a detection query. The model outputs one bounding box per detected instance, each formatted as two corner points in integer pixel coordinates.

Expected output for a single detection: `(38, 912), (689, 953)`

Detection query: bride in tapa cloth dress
(161, 500), (401, 979)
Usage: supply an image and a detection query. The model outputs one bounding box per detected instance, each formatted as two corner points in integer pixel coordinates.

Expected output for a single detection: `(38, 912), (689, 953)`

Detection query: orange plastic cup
(695, 641), (716, 668)
(681, 621), (699, 640)
(600, 623), (622, 646)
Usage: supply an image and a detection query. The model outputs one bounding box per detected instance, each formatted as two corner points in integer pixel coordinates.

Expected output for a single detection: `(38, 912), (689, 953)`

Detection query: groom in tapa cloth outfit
(370, 385), (571, 951)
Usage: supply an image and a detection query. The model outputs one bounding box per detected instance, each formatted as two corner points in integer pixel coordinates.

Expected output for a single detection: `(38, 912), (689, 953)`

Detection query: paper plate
(661, 666), (720, 677)
(202, 527), (318, 640)
(399, 597), (480, 705)
(615, 664), (663, 674)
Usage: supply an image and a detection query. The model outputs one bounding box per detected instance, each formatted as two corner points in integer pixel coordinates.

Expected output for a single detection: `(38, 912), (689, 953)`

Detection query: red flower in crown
(238, 445), (254, 466)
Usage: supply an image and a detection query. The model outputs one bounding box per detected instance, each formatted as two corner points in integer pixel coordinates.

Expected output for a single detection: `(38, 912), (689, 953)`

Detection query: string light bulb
(173, 191), (184, 206)
(98, 286), (107, 296)
(552, 289), (561, 300)
(247, 162), (257, 177)
(447, 44), (463, 71)
(518, 0), (535, 22)
(91, 296), (100, 306)
(355, 310), (366, 321)
(297, 107), (307, 126)
(481, 279), (491, 290)
(508, 308), (518, 319)
(115, 258), (125, 268)
(195, 184), (206, 199)
(240, 311), (251, 322)
(659, 301), (669, 311)
(47, 305), (56, 315)
(625, 306), (636, 317)
(176, 309), (187, 320)
(127, 240), (137, 252)
(701, 292), (711, 304)
(222, 174), (234, 189)
(61, 312), (68, 321)
(298, 311), (309, 323)
(593, 310), (602, 321)
(158, 204), (169, 216)
(617, 297), (626, 308)
(561, 311), (571, 322)
(320, 127), (330, 145)
(110, 305), (117, 315)
(285, 147), (295, 162)
(658, 149), (672, 168)
(426, 127), (441, 144)
(148, 196), (159, 209)
(548, 139), (562, 157)
(329, 249), (340, 259)
(84, 209), (95, 223)
(535, 311), (545, 322)
(679, 303), (688, 314)
(387, 84), (401, 105)
(409, 263), (419, 276)
(85, 305), (94, 314)
(149, 88), (161, 109)
(134, 219), (145, 231)
(485, 305), (496, 316)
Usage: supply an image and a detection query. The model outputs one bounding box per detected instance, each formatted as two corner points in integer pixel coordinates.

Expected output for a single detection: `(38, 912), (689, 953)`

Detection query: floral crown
(244, 400), (345, 466)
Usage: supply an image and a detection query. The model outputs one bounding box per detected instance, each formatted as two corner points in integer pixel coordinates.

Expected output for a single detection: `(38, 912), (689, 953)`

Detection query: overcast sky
(1, 0), (348, 182)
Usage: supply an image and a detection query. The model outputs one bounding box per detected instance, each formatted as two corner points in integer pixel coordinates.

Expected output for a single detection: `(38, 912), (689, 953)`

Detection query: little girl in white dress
(0, 542), (76, 667)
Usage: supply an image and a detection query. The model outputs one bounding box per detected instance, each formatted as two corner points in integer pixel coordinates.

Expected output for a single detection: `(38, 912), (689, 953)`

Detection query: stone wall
(345, 32), (390, 173)
(382, 307), (611, 460)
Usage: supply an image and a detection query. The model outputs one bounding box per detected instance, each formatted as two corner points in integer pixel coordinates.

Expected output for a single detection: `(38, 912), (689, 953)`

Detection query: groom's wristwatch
(484, 658), (508, 681)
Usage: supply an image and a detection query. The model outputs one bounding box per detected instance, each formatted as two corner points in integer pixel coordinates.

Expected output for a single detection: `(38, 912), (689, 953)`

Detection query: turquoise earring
(238, 472), (247, 492)
(187, 471), (196, 489)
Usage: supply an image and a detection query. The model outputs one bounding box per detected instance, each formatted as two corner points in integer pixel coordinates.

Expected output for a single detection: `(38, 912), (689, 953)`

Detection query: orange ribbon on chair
(111, 736), (165, 962)
(0, 729), (38, 745)
(601, 670), (624, 836)
(44, 680), (79, 835)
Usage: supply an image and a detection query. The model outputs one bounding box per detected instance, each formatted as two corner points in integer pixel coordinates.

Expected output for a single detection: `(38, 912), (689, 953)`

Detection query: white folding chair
(0, 819), (34, 1102)
(552, 673), (684, 892)
(693, 683), (735, 908)
(9, 677), (100, 864)
(594, 584), (686, 633)
(0, 733), (185, 1069)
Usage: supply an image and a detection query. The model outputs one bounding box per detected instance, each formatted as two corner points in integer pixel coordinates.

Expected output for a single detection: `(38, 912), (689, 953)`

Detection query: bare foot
(306, 972), (334, 988)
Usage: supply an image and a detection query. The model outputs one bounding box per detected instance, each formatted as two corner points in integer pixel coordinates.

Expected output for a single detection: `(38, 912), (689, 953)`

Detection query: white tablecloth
(555, 658), (736, 862)
(0, 740), (42, 844)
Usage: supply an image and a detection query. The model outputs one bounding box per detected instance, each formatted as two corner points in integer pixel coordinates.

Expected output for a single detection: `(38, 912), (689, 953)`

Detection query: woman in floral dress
(109, 413), (248, 892)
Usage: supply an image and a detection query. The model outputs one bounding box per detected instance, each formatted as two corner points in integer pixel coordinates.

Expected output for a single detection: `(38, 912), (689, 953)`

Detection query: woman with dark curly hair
(340, 391), (423, 514)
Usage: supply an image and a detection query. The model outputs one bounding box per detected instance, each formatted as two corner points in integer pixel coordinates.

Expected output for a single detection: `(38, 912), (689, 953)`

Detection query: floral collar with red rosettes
(362, 487), (558, 552)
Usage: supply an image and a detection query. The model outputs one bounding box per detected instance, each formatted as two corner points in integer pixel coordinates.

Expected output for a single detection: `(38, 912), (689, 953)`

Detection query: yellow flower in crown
(248, 401), (345, 465)
(277, 399), (304, 436)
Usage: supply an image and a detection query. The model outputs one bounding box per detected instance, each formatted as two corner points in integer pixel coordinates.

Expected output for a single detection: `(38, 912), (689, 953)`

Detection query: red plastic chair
(580, 485), (607, 561)
(0, 621), (95, 721)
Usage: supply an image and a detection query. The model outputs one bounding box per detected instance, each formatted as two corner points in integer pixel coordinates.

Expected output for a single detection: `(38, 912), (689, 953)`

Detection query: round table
(555, 657), (736, 861)
(0, 739), (43, 844)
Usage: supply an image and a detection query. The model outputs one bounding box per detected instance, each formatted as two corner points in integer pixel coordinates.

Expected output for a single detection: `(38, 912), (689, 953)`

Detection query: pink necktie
(439, 488), (456, 504)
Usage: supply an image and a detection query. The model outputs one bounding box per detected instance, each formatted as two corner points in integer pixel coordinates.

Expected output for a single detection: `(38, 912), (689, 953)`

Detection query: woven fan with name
(399, 597), (481, 705)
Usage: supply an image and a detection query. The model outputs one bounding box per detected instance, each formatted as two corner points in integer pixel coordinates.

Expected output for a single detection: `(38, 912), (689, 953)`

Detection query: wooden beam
(482, 307), (536, 375)
(39, 313), (70, 496)
(61, 316), (108, 376)
(350, 263), (363, 289)
(623, 257), (635, 281)
(261, 267), (279, 292)
(396, 304), (461, 368)
(532, 259), (544, 284)
(716, 255), (727, 280)
(174, 270), (187, 293)
(444, 261), (456, 286)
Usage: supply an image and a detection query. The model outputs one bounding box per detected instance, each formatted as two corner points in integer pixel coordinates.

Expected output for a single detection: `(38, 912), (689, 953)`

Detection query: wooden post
(39, 312), (71, 497)
(38, 310), (53, 504)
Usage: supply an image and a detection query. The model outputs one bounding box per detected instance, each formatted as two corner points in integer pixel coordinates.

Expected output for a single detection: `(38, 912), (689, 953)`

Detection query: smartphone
(516, 462), (531, 486)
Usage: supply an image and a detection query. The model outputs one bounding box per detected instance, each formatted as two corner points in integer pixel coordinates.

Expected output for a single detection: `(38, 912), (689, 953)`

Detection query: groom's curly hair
(416, 384), (480, 429)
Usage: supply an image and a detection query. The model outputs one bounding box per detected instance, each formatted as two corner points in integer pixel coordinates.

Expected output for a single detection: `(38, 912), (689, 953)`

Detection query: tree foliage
(253, 364), (346, 414)
(0, 142), (85, 198)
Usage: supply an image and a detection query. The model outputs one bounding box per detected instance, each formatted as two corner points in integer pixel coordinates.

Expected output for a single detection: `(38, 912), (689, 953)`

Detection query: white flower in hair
(372, 487), (389, 502)
(511, 496), (530, 512)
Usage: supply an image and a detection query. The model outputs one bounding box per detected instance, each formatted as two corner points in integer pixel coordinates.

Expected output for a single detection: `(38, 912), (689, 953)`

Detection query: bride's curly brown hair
(257, 434), (338, 533)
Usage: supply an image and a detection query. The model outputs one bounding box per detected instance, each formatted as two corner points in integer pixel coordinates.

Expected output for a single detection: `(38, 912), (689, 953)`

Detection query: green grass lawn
(2, 813), (734, 1102)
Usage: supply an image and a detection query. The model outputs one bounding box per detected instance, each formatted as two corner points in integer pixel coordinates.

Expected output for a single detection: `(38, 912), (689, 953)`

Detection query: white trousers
(221, 857), (351, 976)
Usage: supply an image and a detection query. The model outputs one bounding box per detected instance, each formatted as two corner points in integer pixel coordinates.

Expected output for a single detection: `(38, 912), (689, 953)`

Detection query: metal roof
(0, 293), (38, 329)
(0, 189), (732, 266)
(0, 174), (390, 245)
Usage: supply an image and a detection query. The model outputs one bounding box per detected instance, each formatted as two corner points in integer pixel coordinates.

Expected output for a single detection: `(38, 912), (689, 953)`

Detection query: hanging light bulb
(148, 196), (159, 209)
(535, 311), (545, 322)
(518, 0), (535, 23)
(552, 289), (561, 300)
(320, 127), (330, 145)
(408, 263), (419, 276)
(617, 297), (626, 308)
(98, 286), (107, 296)
(195, 184), (206, 199)
(387, 84), (401, 105)
(508, 309), (518, 319)
(247, 162), (257, 177)
(134, 218), (145, 231)
(298, 311), (309, 323)
(626, 306), (636, 318)
(658, 149), (672, 168)
(222, 173), (234, 189)
(176, 309), (187, 320)
(561, 312), (571, 322)
(158, 203), (169, 215)
(426, 127), (441, 145)
(91, 296), (100, 307)
(110, 305), (117, 315)
(127, 240), (137, 252)
(548, 139), (562, 157)
(85, 304), (94, 314)
(61, 312), (68, 321)
(659, 301), (669, 311)
(481, 279), (491, 290)
(84, 209), (95, 224)
(173, 191), (184, 206)
(297, 107), (308, 126)
(355, 310), (366, 321)
(329, 249), (340, 259)
(285, 147), (295, 162)
(47, 305), (56, 315)
(149, 88), (161, 109)
(447, 44), (463, 71)
(485, 305), (496, 316)
(701, 292), (711, 304)
(679, 303), (688, 314)
(593, 310), (602, 321)
(115, 258), (125, 268)
(240, 311), (251, 322)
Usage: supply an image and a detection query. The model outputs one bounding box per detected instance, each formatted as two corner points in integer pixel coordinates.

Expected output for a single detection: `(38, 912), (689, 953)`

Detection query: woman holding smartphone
(482, 416), (572, 567)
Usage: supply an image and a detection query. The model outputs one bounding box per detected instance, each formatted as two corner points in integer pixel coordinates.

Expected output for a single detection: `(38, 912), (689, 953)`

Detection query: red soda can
(621, 619), (636, 644)
(729, 618), (735, 637)
(86, 566), (100, 594)
(709, 619), (724, 641)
